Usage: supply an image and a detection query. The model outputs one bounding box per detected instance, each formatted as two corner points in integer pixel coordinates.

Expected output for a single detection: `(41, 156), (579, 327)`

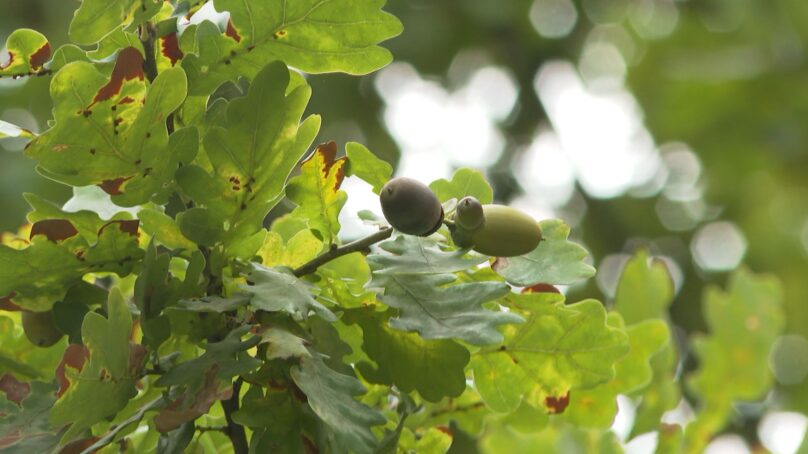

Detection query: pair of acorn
(380, 177), (542, 257)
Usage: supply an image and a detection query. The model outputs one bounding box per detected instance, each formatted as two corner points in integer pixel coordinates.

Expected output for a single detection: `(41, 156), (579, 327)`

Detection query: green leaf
(345, 142), (392, 193)
(177, 207), (225, 247)
(139, 206), (197, 250)
(316, 251), (374, 309)
(0, 219), (142, 311)
(50, 289), (140, 442)
(25, 50), (190, 206)
(177, 61), (320, 249)
(183, 0), (403, 95)
(492, 219), (595, 286)
(291, 354), (387, 454)
(372, 272), (520, 346)
(685, 268), (785, 450)
(473, 295), (629, 412)
(155, 326), (262, 391)
(175, 294), (251, 313)
(630, 345), (680, 438)
(0, 381), (62, 453)
(244, 264), (337, 322)
(614, 249), (674, 325)
(258, 230), (324, 268)
(69, 0), (160, 45)
(344, 308), (469, 402)
(429, 168), (493, 204)
(24, 192), (108, 242)
(369, 235), (489, 275)
(286, 142), (348, 245)
(0, 29), (51, 77)
(564, 318), (669, 428)
(0, 120), (34, 140)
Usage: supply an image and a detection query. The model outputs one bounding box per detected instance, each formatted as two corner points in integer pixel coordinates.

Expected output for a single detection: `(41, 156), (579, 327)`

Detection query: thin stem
(139, 23), (158, 83)
(221, 377), (248, 454)
(293, 227), (393, 277)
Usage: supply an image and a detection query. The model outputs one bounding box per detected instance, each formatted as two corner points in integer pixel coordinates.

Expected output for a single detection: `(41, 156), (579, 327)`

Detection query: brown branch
(221, 377), (248, 454)
(293, 227), (393, 277)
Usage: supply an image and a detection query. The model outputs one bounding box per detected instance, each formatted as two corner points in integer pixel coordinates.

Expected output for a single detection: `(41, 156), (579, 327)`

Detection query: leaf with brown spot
(29, 219), (79, 242)
(0, 215), (142, 311)
(0, 29), (51, 77)
(51, 290), (139, 442)
(56, 344), (89, 398)
(182, 0), (402, 95)
(285, 142), (348, 244)
(98, 219), (140, 238)
(0, 381), (61, 452)
(521, 283), (561, 294)
(25, 48), (191, 207)
(0, 374), (30, 405)
(154, 366), (233, 432)
(544, 392), (570, 414)
(160, 33), (184, 66)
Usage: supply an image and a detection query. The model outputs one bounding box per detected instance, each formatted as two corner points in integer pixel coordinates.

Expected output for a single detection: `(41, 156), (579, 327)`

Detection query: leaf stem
(221, 377), (248, 454)
(293, 226), (393, 277)
(139, 23), (159, 84)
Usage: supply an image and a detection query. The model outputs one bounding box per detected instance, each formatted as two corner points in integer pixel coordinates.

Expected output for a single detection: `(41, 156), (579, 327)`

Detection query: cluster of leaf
(0, 1), (788, 453)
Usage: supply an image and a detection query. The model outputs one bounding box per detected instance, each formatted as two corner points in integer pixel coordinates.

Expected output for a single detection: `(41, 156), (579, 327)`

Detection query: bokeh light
(690, 221), (748, 272)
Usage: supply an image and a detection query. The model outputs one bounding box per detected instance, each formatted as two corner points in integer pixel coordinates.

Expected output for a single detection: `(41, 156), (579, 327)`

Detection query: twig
(220, 377), (248, 454)
(293, 227), (393, 277)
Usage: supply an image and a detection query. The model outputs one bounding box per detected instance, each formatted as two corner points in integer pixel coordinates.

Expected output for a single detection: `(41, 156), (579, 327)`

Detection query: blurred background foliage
(3, 0), (808, 451)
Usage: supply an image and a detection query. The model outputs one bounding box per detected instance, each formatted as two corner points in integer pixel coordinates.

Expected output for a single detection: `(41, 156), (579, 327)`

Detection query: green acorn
(451, 196), (542, 257)
(22, 310), (64, 347)
(380, 177), (444, 236)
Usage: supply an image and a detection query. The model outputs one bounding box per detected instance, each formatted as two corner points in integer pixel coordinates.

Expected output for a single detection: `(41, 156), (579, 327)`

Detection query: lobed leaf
(286, 141), (348, 245)
(473, 294), (629, 413)
(49, 290), (141, 442)
(183, 0), (403, 95)
(492, 219), (595, 286)
(429, 167), (493, 204)
(177, 61), (320, 252)
(0, 29), (51, 77)
(25, 49), (193, 206)
(344, 308), (470, 402)
(243, 264), (336, 322)
(345, 142), (392, 194)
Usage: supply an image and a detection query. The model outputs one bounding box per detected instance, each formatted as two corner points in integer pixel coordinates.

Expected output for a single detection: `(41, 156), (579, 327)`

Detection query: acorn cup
(22, 310), (64, 347)
(451, 196), (543, 257)
(380, 177), (444, 236)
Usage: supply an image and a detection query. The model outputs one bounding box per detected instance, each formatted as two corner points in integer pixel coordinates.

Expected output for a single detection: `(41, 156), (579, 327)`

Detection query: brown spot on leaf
(436, 426), (453, 436)
(274, 30), (287, 39)
(53, 144), (69, 152)
(544, 392), (570, 414)
(0, 374), (30, 405)
(98, 176), (133, 196)
(160, 33), (184, 66)
(90, 47), (144, 107)
(98, 219), (140, 237)
(29, 219), (79, 242)
(301, 435), (318, 454)
(521, 283), (561, 294)
(56, 344), (90, 397)
(29, 42), (51, 70)
(225, 19), (241, 42)
(117, 96), (135, 105)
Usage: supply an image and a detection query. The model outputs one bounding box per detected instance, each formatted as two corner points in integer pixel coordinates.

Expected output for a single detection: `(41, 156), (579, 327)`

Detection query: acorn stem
(293, 226), (394, 277)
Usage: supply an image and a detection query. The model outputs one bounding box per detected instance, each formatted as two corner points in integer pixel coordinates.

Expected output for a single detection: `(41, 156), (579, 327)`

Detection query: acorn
(22, 310), (64, 347)
(380, 177), (444, 236)
(451, 197), (542, 257)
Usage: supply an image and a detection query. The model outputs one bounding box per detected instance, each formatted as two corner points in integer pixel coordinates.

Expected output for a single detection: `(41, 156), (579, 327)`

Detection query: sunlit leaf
(429, 168), (493, 204)
(473, 294), (629, 413)
(286, 141), (348, 245)
(25, 49), (191, 206)
(0, 29), (51, 77)
(176, 61), (320, 252)
(345, 142), (392, 194)
(243, 264), (336, 322)
(183, 0), (403, 95)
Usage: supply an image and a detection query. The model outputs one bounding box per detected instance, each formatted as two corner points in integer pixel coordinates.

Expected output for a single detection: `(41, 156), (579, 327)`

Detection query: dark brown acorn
(380, 177), (444, 236)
